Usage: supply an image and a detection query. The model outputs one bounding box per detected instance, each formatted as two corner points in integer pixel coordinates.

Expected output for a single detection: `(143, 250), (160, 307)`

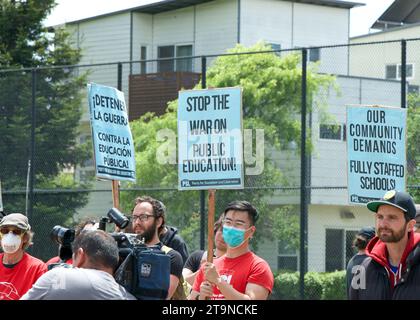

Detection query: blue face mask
(222, 226), (247, 248)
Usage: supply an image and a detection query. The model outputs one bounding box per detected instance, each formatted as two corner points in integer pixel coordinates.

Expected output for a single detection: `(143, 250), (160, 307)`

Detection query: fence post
(118, 62), (123, 91)
(200, 56), (207, 250)
(300, 48), (308, 300)
(401, 40), (406, 109)
(28, 68), (37, 224)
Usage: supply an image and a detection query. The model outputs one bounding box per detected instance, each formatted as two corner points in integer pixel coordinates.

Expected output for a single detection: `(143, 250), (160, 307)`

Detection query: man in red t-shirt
(190, 201), (274, 300)
(0, 213), (47, 300)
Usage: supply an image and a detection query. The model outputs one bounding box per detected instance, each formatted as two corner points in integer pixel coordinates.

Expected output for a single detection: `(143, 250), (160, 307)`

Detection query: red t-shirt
(0, 253), (47, 300)
(193, 251), (274, 300)
(46, 256), (73, 266)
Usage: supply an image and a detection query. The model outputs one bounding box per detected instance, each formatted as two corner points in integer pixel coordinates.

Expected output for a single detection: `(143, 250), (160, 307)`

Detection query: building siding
(350, 25), (420, 86)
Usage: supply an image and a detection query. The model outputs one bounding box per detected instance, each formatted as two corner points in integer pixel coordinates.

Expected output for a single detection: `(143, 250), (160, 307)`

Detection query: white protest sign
(347, 105), (407, 204)
(178, 87), (243, 190)
(87, 83), (136, 182)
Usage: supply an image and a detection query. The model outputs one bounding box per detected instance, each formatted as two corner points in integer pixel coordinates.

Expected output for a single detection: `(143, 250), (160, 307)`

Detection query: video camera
(100, 208), (171, 300)
(98, 208), (148, 263)
(51, 226), (75, 247)
(50, 225), (75, 263)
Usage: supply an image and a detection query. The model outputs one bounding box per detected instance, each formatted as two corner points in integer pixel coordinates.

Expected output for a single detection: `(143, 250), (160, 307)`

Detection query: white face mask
(1, 233), (22, 254)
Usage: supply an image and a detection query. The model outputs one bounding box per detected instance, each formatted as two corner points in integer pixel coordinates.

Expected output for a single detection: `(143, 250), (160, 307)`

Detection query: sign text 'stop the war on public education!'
(178, 87), (243, 190)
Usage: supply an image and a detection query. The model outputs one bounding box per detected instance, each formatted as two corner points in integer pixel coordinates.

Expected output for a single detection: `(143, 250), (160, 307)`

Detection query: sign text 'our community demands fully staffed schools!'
(178, 87), (243, 190)
(88, 83), (136, 182)
(347, 105), (407, 204)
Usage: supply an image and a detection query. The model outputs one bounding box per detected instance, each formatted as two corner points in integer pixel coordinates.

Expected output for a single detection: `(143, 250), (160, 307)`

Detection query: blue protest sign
(87, 83), (136, 182)
(178, 87), (243, 190)
(347, 105), (406, 204)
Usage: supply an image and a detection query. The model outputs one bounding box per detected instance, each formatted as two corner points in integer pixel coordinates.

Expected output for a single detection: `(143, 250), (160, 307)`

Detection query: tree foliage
(407, 93), (420, 202)
(121, 43), (334, 252)
(0, 0), (90, 259)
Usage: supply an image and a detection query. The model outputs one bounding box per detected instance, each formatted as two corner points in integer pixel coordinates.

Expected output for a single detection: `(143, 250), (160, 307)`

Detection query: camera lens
(107, 208), (129, 229)
(51, 225), (75, 246)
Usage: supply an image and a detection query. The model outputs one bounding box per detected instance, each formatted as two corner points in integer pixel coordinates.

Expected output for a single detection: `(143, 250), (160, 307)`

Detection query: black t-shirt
(346, 253), (369, 297)
(184, 250), (205, 272)
(159, 226), (189, 265)
(157, 242), (184, 279)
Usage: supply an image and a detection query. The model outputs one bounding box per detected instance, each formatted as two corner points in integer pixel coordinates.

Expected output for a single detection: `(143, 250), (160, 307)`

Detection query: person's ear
(248, 225), (256, 239)
(72, 248), (86, 268)
(408, 219), (417, 232)
(156, 217), (163, 230)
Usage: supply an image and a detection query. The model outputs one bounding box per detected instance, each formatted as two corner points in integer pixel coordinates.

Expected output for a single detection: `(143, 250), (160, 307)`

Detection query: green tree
(121, 43), (334, 252)
(407, 93), (420, 202)
(0, 0), (90, 260)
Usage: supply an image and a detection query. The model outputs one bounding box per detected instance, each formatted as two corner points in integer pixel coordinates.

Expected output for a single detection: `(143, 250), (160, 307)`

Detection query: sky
(44, 0), (395, 38)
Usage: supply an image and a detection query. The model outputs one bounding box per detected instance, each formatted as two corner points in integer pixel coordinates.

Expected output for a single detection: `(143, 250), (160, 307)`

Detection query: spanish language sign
(178, 87), (243, 190)
(347, 105), (407, 204)
(87, 83), (136, 182)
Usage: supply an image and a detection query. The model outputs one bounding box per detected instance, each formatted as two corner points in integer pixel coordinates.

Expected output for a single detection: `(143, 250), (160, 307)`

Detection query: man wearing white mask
(0, 213), (47, 300)
(190, 201), (274, 300)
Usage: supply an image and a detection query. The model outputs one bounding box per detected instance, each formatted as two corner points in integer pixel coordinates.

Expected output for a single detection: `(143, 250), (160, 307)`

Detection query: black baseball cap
(367, 190), (416, 219)
(357, 226), (375, 240)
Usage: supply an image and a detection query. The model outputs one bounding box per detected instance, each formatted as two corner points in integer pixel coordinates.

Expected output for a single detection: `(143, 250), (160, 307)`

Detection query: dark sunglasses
(0, 228), (24, 236)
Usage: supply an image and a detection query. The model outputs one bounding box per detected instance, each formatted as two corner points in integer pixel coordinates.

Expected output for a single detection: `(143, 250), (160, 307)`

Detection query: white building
(350, 0), (420, 92)
(59, 0), (406, 273)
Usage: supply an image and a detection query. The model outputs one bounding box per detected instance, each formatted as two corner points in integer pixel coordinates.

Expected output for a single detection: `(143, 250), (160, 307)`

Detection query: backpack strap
(160, 245), (187, 300)
(161, 245), (172, 254)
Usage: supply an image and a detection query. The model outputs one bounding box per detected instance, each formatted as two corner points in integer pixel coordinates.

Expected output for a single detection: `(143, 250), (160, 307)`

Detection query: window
(325, 229), (358, 272)
(319, 124), (346, 141)
(386, 65), (397, 79)
(157, 45), (174, 72)
(140, 46), (147, 74)
(385, 63), (414, 79)
(399, 64), (414, 78)
(408, 85), (419, 94)
(269, 43), (281, 56)
(309, 48), (320, 62)
(157, 44), (193, 72)
(277, 239), (298, 271)
(176, 45), (193, 72)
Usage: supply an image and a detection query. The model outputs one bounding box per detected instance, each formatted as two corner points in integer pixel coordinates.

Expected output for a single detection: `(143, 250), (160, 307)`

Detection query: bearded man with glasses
(131, 196), (184, 299)
(0, 213), (47, 300)
(189, 200), (274, 300)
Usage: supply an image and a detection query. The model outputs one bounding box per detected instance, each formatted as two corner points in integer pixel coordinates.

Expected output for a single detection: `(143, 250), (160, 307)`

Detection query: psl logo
(181, 180), (190, 187)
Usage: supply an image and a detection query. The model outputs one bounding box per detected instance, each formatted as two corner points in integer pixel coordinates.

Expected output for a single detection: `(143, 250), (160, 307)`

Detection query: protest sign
(178, 87), (243, 190)
(88, 83), (136, 182)
(347, 105), (406, 204)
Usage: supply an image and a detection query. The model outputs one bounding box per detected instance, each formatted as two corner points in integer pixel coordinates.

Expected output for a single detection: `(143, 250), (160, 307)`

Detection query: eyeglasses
(0, 228), (24, 236)
(131, 213), (155, 223)
(222, 218), (249, 229)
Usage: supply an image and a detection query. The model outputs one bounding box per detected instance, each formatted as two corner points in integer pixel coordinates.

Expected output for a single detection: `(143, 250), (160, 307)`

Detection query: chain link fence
(0, 39), (419, 299)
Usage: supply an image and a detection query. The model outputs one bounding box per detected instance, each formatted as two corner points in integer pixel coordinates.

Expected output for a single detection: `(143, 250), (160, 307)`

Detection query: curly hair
(133, 196), (166, 234)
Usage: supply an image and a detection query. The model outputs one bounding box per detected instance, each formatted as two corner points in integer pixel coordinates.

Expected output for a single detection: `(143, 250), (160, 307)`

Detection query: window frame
(157, 44), (193, 72)
(319, 123), (346, 141)
(385, 63), (415, 80)
(325, 228), (358, 272)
